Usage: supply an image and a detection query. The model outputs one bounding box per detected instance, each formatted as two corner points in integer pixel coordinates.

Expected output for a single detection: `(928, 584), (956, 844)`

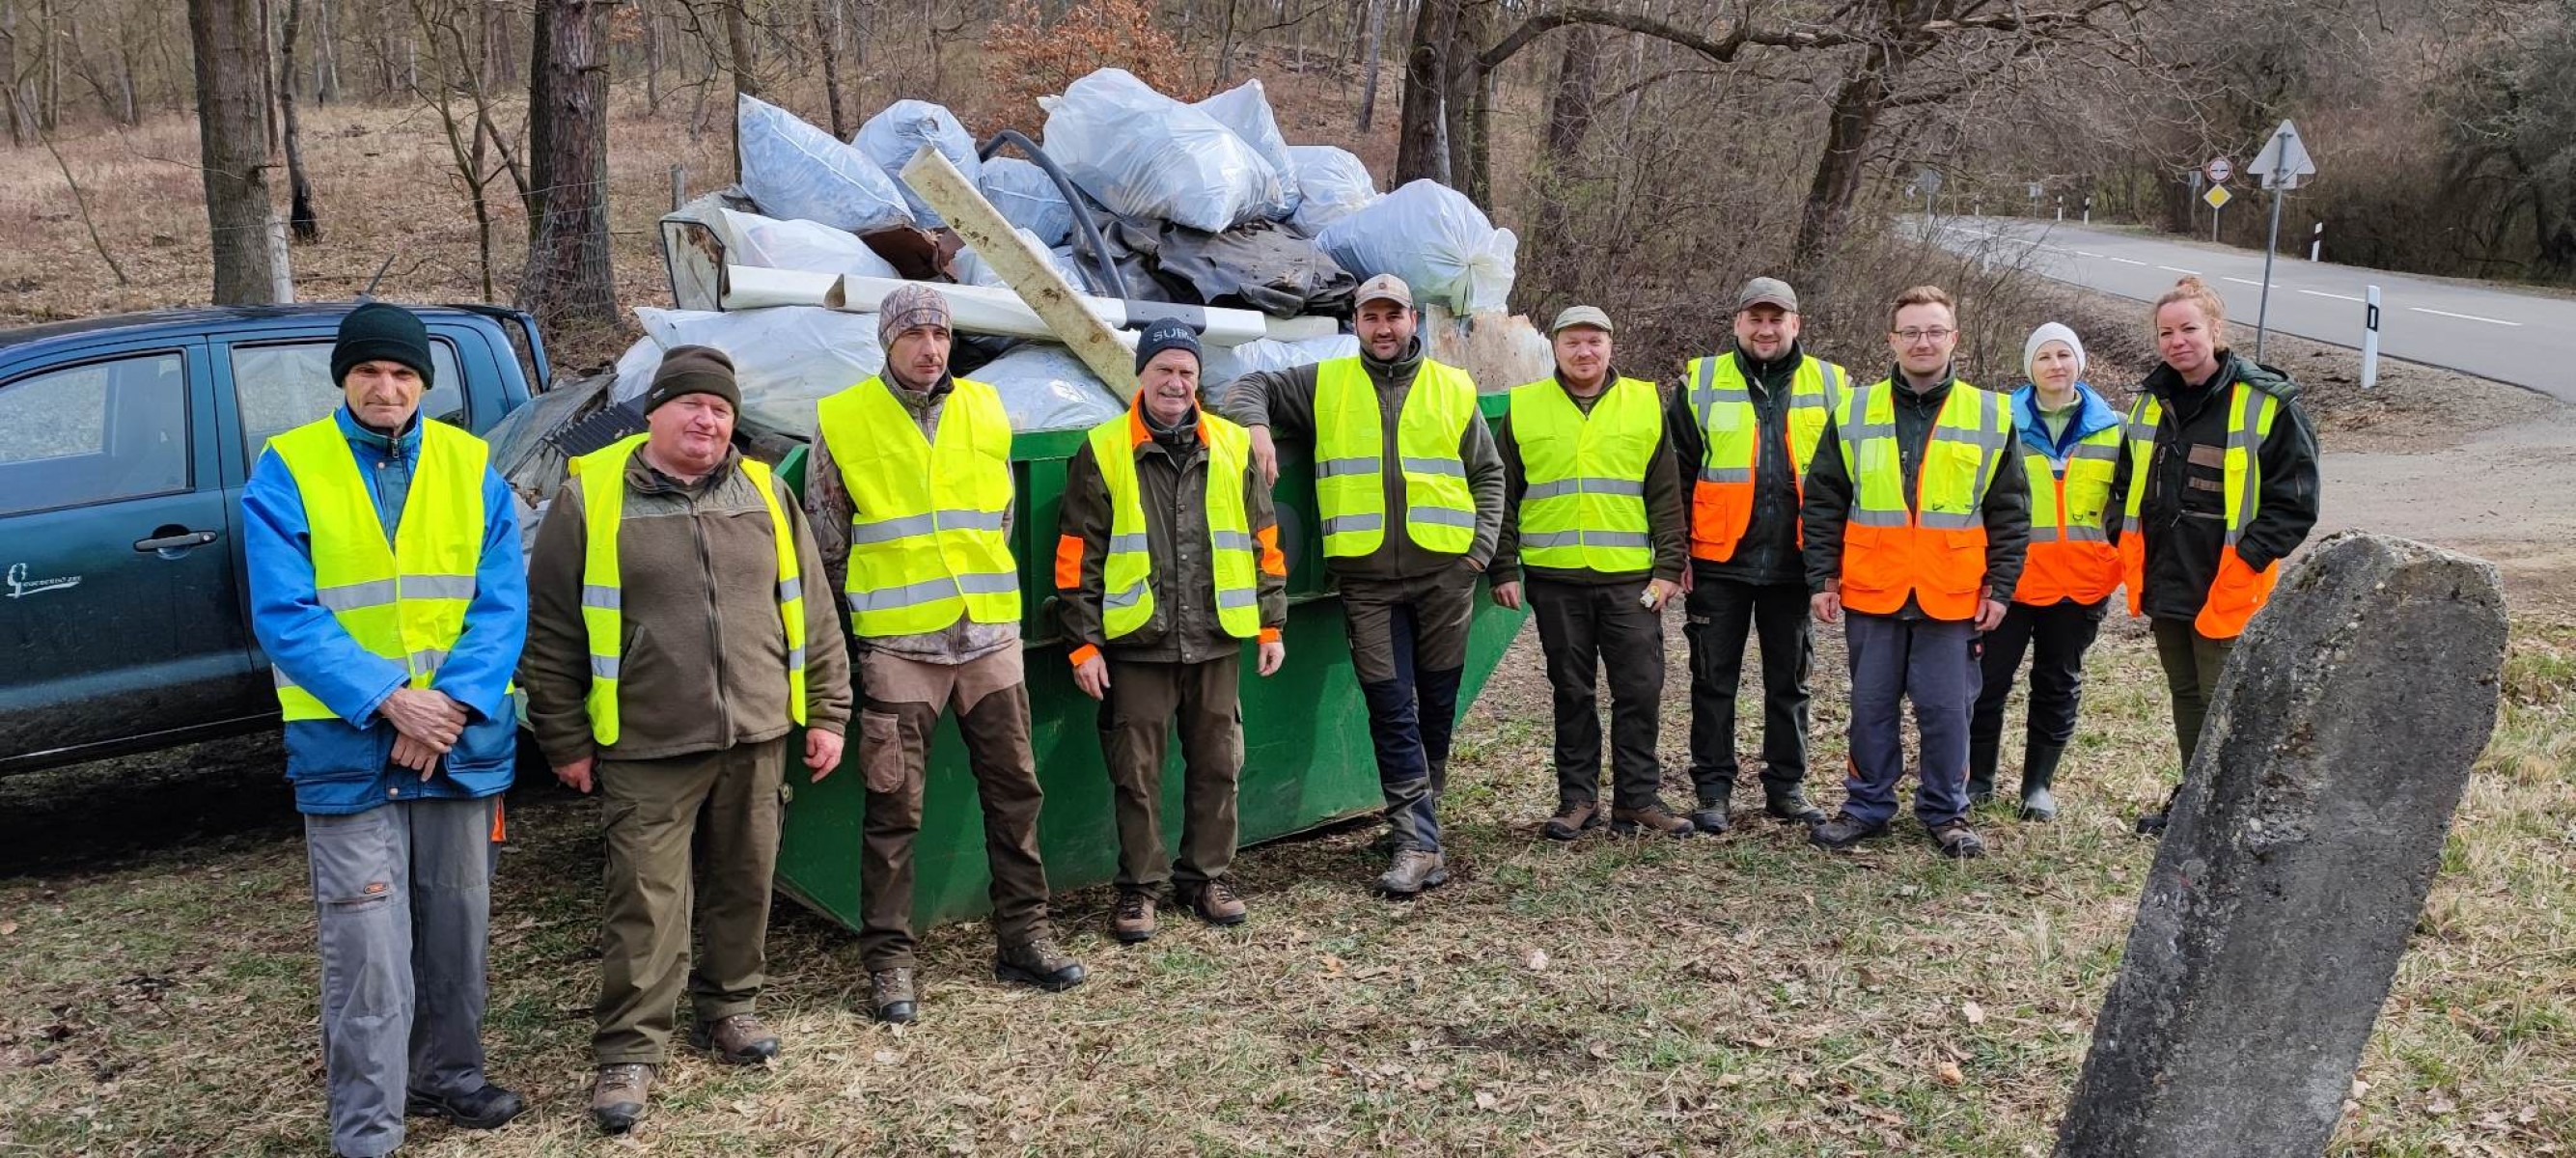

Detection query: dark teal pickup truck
(0, 303), (551, 774)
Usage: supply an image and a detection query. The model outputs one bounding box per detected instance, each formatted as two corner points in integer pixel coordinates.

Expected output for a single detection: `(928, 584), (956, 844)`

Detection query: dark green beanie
(645, 345), (743, 414)
(332, 302), (435, 390)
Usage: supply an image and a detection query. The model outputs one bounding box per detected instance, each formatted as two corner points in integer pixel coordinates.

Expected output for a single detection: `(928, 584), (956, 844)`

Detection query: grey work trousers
(303, 795), (497, 1158)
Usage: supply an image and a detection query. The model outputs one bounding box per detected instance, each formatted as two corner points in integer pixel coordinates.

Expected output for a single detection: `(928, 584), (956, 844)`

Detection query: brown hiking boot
(689, 1012), (780, 1064)
(1375, 848), (1448, 896)
(1610, 804), (1697, 838)
(1542, 800), (1605, 841)
(1112, 890), (1158, 944)
(1809, 811), (1891, 850)
(589, 1063), (653, 1135)
(995, 935), (1087, 991)
(869, 968), (917, 1024)
(1929, 818), (1988, 859)
(1177, 878), (1249, 926)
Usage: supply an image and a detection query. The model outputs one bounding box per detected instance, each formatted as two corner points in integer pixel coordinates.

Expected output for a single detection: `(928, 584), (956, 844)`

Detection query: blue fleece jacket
(242, 406), (527, 814)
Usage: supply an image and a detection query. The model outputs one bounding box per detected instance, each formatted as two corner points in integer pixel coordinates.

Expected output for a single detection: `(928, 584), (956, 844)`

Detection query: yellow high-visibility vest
(1682, 353), (1843, 561)
(1312, 356), (1480, 558)
(1831, 379), (2011, 621)
(2018, 417), (2123, 606)
(1082, 407), (1262, 640)
(1508, 375), (1660, 573)
(815, 375), (1021, 637)
(267, 416), (487, 721)
(570, 433), (807, 746)
(2118, 381), (2283, 637)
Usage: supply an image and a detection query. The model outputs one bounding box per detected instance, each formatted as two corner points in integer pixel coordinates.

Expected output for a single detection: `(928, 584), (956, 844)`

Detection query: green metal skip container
(770, 394), (1529, 931)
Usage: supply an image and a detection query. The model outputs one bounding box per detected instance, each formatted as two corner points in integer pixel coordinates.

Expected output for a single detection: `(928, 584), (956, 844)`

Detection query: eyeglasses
(1891, 328), (1955, 345)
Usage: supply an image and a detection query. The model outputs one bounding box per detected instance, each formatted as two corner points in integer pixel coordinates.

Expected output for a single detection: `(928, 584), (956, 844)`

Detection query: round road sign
(2205, 156), (2234, 184)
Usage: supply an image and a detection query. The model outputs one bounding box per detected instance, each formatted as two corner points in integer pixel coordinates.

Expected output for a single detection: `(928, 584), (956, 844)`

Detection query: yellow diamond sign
(2203, 185), (2233, 209)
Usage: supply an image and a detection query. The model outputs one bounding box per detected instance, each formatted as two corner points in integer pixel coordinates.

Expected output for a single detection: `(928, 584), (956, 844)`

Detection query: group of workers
(245, 265), (2316, 1152)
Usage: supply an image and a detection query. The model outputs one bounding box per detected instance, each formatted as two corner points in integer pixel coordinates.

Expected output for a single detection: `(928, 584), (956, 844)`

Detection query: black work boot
(2135, 784), (2182, 837)
(1763, 783), (1827, 825)
(406, 1083), (525, 1131)
(1688, 779), (1733, 834)
(2018, 740), (2064, 822)
(1966, 737), (2000, 806)
(1809, 811), (1890, 850)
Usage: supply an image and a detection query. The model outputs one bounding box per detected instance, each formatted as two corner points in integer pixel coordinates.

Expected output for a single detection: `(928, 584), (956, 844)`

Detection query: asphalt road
(1925, 217), (2576, 402)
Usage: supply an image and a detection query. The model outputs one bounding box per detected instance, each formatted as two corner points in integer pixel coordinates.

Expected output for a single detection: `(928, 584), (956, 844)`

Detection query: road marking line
(2108, 257), (2147, 265)
(2221, 277), (2265, 287)
(2157, 265), (2201, 275)
(2408, 306), (2521, 327)
(2299, 290), (2364, 303)
(2075, 251), (2102, 258)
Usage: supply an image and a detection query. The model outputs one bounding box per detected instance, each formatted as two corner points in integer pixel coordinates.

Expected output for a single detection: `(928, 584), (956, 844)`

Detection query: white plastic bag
(1039, 68), (1284, 233)
(718, 208), (901, 280)
(978, 157), (1078, 247)
(1286, 145), (1379, 236)
(1193, 79), (1298, 219)
(1203, 334), (1361, 399)
(970, 344), (1127, 432)
(611, 307), (888, 436)
(949, 227), (1090, 290)
(1314, 179), (1518, 313)
(852, 99), (982, 227)
(735, 96), (914, 233)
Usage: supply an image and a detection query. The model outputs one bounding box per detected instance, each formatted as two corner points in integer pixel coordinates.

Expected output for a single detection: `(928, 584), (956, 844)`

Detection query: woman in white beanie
(1966, 323), (2124, 820)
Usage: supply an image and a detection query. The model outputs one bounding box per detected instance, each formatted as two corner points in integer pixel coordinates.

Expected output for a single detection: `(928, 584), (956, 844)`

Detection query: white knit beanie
(2023, 322), (2088, 382)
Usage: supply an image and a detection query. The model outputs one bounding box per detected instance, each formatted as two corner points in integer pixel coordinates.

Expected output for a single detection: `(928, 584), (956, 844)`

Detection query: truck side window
(233, 340), (466, 460)
(0, 351), (191, 516)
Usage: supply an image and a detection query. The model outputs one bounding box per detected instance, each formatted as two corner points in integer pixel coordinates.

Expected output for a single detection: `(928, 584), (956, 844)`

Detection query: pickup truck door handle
(133, 527), (220, 554)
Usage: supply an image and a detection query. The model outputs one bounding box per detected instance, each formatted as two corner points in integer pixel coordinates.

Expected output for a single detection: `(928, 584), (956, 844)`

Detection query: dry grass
(2, 618), (2568, 1156)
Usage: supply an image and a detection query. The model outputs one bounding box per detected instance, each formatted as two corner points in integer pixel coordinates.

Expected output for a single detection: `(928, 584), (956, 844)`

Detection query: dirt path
(2319, 408), (2576, 617)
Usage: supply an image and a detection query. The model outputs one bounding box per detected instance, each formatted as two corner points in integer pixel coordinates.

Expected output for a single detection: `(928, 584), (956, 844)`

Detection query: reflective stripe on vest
(815, 376), (1022, 637)
(1832, 380), (2011, 621)
(1083, 405), (1263, 641)
(1509, 375), (1660, 573)
(1685, 353), (1843, 562)
(268, 416), (488, 721)
(2118, 382), (2282, 637)
(1312, 356), (1481, 558)
(2017, 424), (2124, 606)
(571, 434), (807, 747)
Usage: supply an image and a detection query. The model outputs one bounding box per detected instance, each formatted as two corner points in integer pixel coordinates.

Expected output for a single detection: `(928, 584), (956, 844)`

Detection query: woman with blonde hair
(2106, 276), (2320, 835)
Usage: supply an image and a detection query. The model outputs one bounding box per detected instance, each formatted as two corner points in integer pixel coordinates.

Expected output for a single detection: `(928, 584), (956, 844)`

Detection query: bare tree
(811, 0), (847, 137)
(189, 0), (286, 304)
(279, 0), (320, 241)
(516, 0), (616, 331)
(1355, 0), (1387, 130)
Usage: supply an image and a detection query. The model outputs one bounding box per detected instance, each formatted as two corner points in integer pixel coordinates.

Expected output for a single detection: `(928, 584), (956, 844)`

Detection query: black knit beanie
(331, 302), (435, 390)
(1132, 317), (1203, 374)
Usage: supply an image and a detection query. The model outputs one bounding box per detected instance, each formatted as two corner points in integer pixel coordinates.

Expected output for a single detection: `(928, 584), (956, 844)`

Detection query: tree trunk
(517, 0), (615, 330)
(1396, 0), (1458, 185)
(312, 0), (338, 104)
(642, 0), (661, 115)
(726, 0), (757, 180)
(1532, 23), (1604, 266)
(279, 0), (319, 241)
(812, 0), (846, 138)
(1214, 0), (1241, 88)
(1446, 0), (1493, 206)
(1, 1), (21, 148)
(1355, 0), (1386, 131)
(189, 0), (285, 304)
(1791, 42), (1897, 275)
(525, 0), (554, 238)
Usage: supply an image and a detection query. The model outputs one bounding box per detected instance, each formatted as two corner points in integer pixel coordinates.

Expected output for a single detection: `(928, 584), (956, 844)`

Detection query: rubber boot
(2017, 740), (2064, 822)
(1966, 736), (2000, 806)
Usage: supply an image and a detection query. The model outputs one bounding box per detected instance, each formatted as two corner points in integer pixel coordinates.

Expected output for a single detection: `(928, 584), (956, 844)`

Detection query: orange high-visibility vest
(1830, 379), (2012, 621)
(1682, 353), (1844, 562)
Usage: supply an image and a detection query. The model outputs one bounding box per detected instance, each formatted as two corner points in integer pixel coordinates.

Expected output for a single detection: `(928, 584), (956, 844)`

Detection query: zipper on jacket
(691, 483), (734, 749)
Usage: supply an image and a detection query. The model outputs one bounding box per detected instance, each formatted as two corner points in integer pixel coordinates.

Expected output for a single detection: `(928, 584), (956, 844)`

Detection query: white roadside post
(2362, 286), (2382, 391)
(2311, 221), (2323, 262)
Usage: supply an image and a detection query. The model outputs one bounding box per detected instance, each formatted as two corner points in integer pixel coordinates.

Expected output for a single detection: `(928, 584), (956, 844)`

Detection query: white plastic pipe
(722, 265), (845, 310)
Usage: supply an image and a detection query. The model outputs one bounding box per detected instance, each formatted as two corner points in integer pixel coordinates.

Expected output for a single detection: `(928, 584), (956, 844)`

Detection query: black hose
(976, 129), (1128, 300)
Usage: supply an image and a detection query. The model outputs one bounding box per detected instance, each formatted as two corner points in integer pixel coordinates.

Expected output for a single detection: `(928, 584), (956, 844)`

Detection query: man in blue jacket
(242, 303), (528, 1157)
